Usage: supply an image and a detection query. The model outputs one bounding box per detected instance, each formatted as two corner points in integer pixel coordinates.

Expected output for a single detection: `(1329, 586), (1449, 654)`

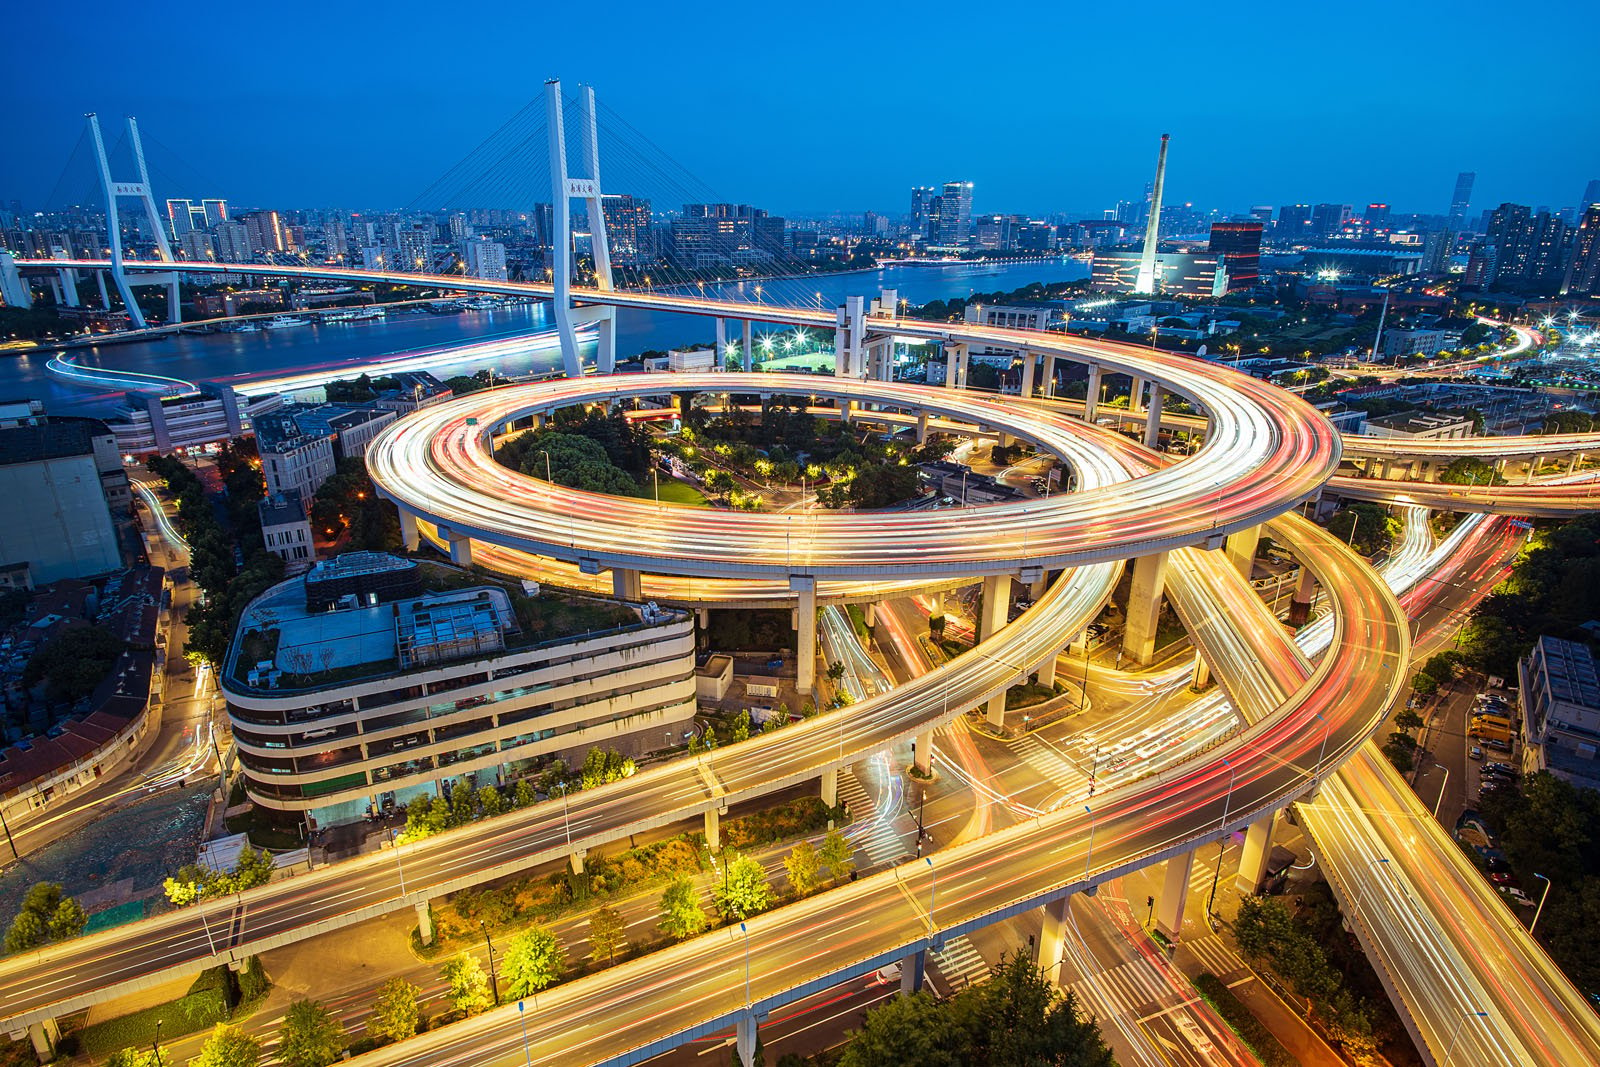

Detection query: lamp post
(1442, 1010), (1488, 1067)
(0, 804), (18, 861)
(1530, 873), (1552, 935)
(387, 826), (407, 897)
(557, 782), (572, 853)
(481, 920), (501, 1006)
(516, 1000), (533, 1066)
(152, 1019), (164, 1066)
(1206, 759), (1236, 925)
(1433, 765), (1450, 818)
(1083, 805), (1094, 883)
(194, 885), (217, 956)
(738, 920), (753, 1007)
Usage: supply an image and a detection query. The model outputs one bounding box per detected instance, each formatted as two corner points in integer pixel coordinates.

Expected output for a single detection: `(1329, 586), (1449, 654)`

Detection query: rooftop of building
(258, 488), (307, 527)
(1531, 635), (1600, 711)
(255, 402), (390, 452)
(1364, 410), (1473, 433)
(0, 415), (112, 466)
(224, 558), (652, 695)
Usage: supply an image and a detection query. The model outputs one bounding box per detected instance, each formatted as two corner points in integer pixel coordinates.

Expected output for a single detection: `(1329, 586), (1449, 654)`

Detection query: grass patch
(649, 479), (710, 507)
(845, 604), (870, 640)
(1005, 681), (1059, 710)
(1193, 972), (1296, 1067)
(71, 964), (262, 1058)
(722, 796), (840, 850)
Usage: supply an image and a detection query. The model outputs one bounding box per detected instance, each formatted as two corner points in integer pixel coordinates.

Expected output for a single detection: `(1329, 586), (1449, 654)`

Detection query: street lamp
(516, 1000), (534, 1066)
(153, 1019), (164, 1066)
(1083, 805), (1094, 883)
(557, 782), (572, 853)
(194, 885), (217, 956)
(387, 826), (407, 897)
(1442, 1010), (1488, 1067)
(1206, 759), (1236, 925)
(1433, 764), (1450, 818)
(481, 920), (501, 1006)
(738, 920), (753, 1008)
(1530, 873), (1552, 935)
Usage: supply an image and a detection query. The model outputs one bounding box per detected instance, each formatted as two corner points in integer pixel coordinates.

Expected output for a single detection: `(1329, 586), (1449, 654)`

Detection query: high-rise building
(1485, 203), (1569, 291)
(324, 215), (348, 263)
(1208, 221), (1263, 290)
(1249, 206), (1273, 224)
(201, 199), (228, 228)
(1421, 230), (1456, 276)
(448, 213), (472, 242)
(1448, 172), (1475, 229)
(239, 210), (286, 254)
(668, 204), (783, 267)
(1310, 203), (1351, 236)
(600, 194), (655, 265)
(394, 223), (433, 273)
(214, 221), (253, 263)
(1562, 205), (1600, 297)
(1278, 204), (1312, 235)
(929, 181), (974, 247)
(179, 230), (217, 262)
(463, 237), (508, 281)
(909, 186), (938, 238)
(1365, 203), (1391, 229)
(165, 198), (195, 240)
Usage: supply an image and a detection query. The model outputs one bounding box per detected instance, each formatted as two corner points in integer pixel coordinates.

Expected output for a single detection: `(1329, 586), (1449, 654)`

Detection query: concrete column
(1044, 355), (1059, 397)
(1234, 812), (1277, 895)
(1288, 565), (1315, 626)
(1143, 385), (1164, 449)
(956, 345), (970, 389)
(695, 607), (709, 628)
(611, 568), (642, 600)
(913, 730), (934, 775)
(1037, 895), (1070, 985)
(944, 343), (959, 389)
(569, 849), (587, 876)
(916, 411), (929, 444)
(979, 573), (1011, 726)
(398, 509), (420, 551)
(445, 534), (473, 567)
(25, 1019), (60, 1060)
(1224, 524), (1261, 579)
(1084, 364), (1102, 422)
(742, 319), (752, 370)
(1156, 850), (1195, 940)
(927, 590), (944, 617)
(1569, 452), (1581, 474)
(863, 601), (878, 628)
(715, 317), (727, 367)
(58, 269), (79, 307)
(95, 270), (109, 309)
(820, 767), (838, 808)
(898, 949), (927, 995)
(415, 900), (435, 946)
(1192, 655), (1211, 690)
(1019, 353), (1036, 398)
(1128, 376), (1146, 414)
(704, 808), (721, 851)
(735, 1011), (758, 1067)
(1121, 552), (1168, 666)
(1036, 648), (1058, 689)
(792, 575), (817, 694)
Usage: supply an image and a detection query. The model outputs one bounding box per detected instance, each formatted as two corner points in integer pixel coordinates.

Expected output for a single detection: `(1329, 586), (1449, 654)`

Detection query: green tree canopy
(370, 977), (422, 1043)
(713, 851), (773, 919)
(658, 875), (709, 940)
(192, 1024), (262, 1067)
(503, 926), (566, 998)
(277, 999), (345, 1067)
(440, 952), (493, 1016)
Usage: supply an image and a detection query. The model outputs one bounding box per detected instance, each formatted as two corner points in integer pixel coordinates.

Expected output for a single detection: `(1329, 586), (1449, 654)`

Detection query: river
(11, 258), (1089, 415)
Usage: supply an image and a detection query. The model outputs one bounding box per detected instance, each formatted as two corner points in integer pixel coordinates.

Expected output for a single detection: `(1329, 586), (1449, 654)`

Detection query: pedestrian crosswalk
(931, 935), (990, 990)
(1068, 955), (1177, 1018)
(1183, 933), (1246, 978)
(837, 769), (910, 868)
(1012, 736), (1084, 787)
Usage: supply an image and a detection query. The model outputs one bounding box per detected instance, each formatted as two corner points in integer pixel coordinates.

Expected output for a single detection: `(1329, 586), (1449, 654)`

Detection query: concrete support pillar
(734, 1011), (758, 1067)
(1019, 353), (1036, 398)
(943, 342), (968, 390)
(715, 317), (727, 367)
(898, 949), (927, 995)
(1084, 364), (1102, 422)
(611, 568), (642, 601)
(1192, 655), (1211, 690)
(1156, 850), (1195, 940)
(913, 730), (934, 775)
(1288, 565), (1315, 626)
(821, 767), (838, 809)
(791, 575), (817, 695)
(1224, 524), (1261, 579)
(1128, 376), (1146, 414)
(95, 270), (109, 309)
(58, 269), (80, 307)
(569, 849), (587, 876)
(1143, 385), (1164, 449)
(25, 1019), (60, 1060)
(863, 601), (878, 628)
(742, 319), (752, 370)
(415, 900), (435, 946)
(1121, 552), (1169, 667)
(916, 411), (929, 444)
(398, 509), (420, 551)
(1036, 648), (1057, 689)
(1569, 452), (1581, 474)
(979, 573), (1011, 726)
(1234, 812), (1277, 895)
(927, 590), (944, 617)
(445, 533), (473, 567)
(704, 807), (721, 851)
(1037, 895), (1070, 986)
(695, 607), (709, 628)
(1044, 355), (1059, 397)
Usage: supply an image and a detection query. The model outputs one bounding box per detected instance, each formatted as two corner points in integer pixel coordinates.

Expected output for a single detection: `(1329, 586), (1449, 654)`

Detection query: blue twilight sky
(2, 0), (1595, 220)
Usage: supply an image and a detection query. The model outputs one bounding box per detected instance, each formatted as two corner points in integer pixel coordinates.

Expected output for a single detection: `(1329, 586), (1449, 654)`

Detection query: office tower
(1485, 203), (1534, 285)
(165, 199), (195, 240)
(1134, 136), (1169, 294)
(1562, 205), (1600, 296)
(1366, 203), (1390, 229)
(1448, 172), (1474, 228)
(201, 199), (228, 228)
(928, 182), (973, 247)
(448, 213), (472, 242)
(1310, 203), (1351, 236)
(239, 210), (285, 254)
(909, 186), (938, 238)
(1278, 204), (1312, 235)
(463, 238), (508, 281)
(324, 215), (348, 262)
(601, 194), (655, 265)
(1208, 220), (1263, 289)
(1249, 206), (1273, 224)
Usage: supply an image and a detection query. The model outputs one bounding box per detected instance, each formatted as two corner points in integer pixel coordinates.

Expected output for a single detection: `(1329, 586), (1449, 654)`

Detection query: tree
(713, 851), (773, 919)
(503, 925), (566, 997)
(784, 840), (822, 897)
(440, 952), (493, 1016)
(731, 709), (751, 743)
(837, 991), (957, 1067)
(819, 830), (856, 883)
(3, 910), (45, 953)
(514, 779), (537, 808)
(588, 905), (626, 967)
(826, 661), (847, 683)
(277, 999), (345, 1067)
(106, 1050), (172, 1067)
(658, 875), (709, 940)
(192, 1024), (262, 1067)
(370, 977), (421, 1043)
(478, 785), (506, 819)
(48, 897), (88, 941)
(1410, 671), (1439, 698)
(232, 846), (275, 890)
(1393, 708), (1424, 734)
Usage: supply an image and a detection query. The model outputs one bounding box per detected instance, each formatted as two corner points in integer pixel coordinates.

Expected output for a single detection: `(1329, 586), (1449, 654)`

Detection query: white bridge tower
(87, 113), (180, 329)
(546, 79), (616, 378)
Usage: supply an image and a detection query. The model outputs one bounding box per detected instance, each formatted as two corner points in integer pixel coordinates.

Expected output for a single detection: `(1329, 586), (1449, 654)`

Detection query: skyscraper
(165, 199), (195, 241)
(600, 194), (655, 265)
(1562, 205), (1600, 297)
(1208, 221), (1263, 290)
(1448, 172), (1475, 228)
(463, 237), (508, 281)
(928, 182), (973, 247)
(1278, 205), (1312, 235)
(1485, 204), (1568, 291)
(1578, 180), (1600, 213)
(1310, 203), (1351, 236)
(909, 187), (937, 239)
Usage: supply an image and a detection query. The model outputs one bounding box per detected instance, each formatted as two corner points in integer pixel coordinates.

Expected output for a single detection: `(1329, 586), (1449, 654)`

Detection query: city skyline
(3, 0), (1597, 217)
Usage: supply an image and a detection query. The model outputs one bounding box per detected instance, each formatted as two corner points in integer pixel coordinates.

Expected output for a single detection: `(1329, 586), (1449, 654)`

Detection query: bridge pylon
(86, 113), (180, 330)
(545, 79), (617, 378)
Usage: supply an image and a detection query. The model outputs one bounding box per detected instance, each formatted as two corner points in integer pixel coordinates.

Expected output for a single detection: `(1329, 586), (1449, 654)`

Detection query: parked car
(1469, 746), (1484, 760)
(1501, 886), (1534, 906)
(1489, 872), (1515, 885)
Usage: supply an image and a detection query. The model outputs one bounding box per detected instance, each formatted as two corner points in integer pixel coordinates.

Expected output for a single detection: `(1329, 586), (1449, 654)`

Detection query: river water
(12, 258), (1088, 415)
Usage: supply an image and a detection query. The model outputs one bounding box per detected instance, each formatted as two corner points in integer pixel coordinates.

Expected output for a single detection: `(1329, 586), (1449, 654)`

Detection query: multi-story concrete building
(1361, 410), (1473, 440)
(0, 402), (129, 584)
(1519, 636), (1600, 789)
(110, 384), (284, 456)
(259, 489), (314, 572)
(256, 403), (397, 500)
(222, 554), (696, 827)
(462, 237), (508, 281)
(600, 195), (655, 265)
(1381, 328), (1447, 359)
